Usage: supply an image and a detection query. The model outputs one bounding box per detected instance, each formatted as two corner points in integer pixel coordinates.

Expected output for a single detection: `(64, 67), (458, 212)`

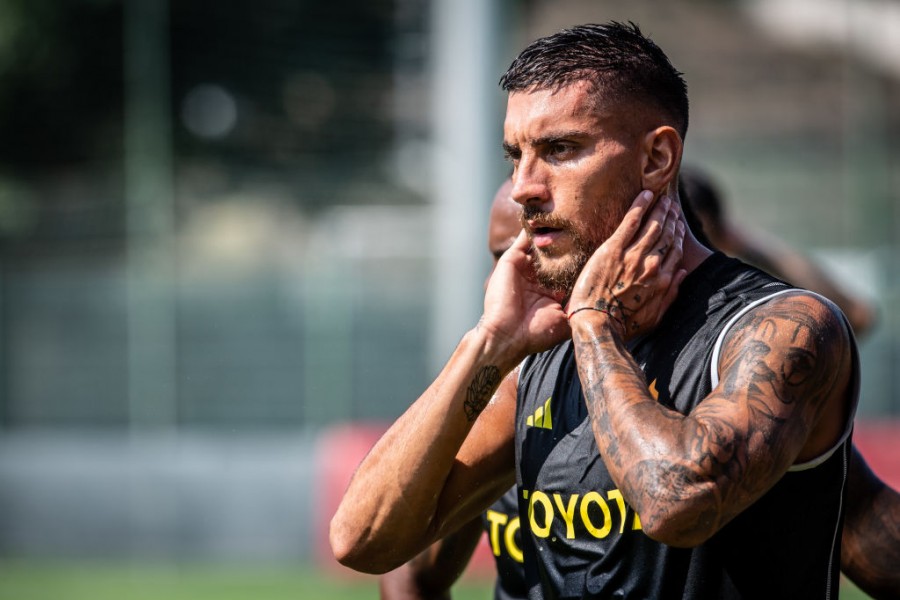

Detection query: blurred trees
(0, 0), (422, 251)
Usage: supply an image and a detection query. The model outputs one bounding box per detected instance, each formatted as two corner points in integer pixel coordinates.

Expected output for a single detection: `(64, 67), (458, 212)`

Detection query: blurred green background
(0, 0), (897, 598)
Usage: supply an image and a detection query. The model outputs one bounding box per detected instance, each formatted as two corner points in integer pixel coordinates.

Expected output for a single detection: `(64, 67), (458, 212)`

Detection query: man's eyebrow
(503, 130), (591, 156)
(503, 130), (590, 153)
(532, 130), (590, 145)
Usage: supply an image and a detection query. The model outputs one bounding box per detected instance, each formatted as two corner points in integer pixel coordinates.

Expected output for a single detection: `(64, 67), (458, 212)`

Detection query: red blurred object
(853, 420), (900, 489)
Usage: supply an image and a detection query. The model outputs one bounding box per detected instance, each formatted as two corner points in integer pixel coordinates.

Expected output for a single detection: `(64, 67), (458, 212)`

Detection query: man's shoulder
(748, 288), (849, 330)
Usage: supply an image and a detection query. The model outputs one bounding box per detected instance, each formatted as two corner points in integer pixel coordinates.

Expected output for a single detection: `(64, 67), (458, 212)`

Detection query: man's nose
(510, 158), (549, 207)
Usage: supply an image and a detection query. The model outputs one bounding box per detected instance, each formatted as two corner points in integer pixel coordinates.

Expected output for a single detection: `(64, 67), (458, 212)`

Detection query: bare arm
(379, 517), (483, 600)
(568, 229), (852, 546)
(841, 445), (900, 599)
(331, 220), (577, 573)
(330, 343), (518, 574)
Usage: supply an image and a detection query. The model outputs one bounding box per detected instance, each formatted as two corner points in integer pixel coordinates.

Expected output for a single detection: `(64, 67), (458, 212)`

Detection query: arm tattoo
(464, 365), (500, 422)
(575, 294), (849, 541)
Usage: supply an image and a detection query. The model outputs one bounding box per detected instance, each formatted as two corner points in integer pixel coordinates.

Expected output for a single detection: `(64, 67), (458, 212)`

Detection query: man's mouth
(529, 223), (563, 249)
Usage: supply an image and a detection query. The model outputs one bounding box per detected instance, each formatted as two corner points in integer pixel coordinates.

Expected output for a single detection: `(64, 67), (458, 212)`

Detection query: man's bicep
(697, 293), (851, 502)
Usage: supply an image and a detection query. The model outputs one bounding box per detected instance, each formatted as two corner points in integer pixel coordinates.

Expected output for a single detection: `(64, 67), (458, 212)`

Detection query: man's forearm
(330, 327), (516, 574)
(569, 314), (711, 545)
(842, 484), (900, 599)
(842, 447), (900, 599)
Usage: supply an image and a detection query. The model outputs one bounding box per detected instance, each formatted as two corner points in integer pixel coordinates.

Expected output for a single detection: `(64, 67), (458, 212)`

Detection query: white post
(124, 0), (176, 429)
(429, 0), (507, 374)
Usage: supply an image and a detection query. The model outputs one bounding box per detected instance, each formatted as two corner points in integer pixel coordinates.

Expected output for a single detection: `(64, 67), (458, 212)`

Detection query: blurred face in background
(488, 178), (520, 266)
(485, 178), (521, 289)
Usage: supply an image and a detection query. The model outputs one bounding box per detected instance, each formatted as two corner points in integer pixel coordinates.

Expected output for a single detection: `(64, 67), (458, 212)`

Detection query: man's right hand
(479, 228), (570, 365)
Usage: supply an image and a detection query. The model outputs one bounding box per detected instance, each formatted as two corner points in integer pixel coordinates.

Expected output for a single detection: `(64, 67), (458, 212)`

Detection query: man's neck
(681, 235), (714, 276)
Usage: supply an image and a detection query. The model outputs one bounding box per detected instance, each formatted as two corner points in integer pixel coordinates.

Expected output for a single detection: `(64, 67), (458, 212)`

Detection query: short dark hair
(500, 22), (689, 139)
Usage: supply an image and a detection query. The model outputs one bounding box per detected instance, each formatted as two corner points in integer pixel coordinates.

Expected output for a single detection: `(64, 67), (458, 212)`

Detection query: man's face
(502, 81), (642, 294)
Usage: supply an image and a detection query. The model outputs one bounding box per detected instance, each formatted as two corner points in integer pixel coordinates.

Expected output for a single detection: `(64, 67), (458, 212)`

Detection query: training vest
(515, 253), (859, 599)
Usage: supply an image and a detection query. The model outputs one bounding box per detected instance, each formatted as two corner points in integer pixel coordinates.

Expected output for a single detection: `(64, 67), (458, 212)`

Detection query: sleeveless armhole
(517, 355), (533, 386)
(708, 289), (859, 472)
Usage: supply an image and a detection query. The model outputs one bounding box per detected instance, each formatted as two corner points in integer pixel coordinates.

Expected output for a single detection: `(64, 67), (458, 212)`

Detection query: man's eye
(550, 143), (572, 156)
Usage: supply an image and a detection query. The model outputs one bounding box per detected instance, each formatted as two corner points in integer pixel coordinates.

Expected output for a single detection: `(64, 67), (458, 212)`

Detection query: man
(380, 178), (527, 600)
(332, 22), (858, 598)
(383, 173), (898, 600)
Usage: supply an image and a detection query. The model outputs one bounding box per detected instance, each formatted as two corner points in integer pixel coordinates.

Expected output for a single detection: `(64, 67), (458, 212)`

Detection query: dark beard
(531, 241), (592, 298)
(522, 205), (595, 298)
(523, 197), (630, 299)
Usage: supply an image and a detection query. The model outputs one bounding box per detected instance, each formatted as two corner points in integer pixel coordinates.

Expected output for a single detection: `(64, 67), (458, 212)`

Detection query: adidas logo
(526, 397), (552, 429)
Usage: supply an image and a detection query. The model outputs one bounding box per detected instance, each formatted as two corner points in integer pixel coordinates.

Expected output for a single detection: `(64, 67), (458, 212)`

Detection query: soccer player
(332, 22), (860, 598)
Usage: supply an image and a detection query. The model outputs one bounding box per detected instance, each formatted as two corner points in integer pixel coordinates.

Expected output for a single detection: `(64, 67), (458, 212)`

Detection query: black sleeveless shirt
(515, 253), (859, 599)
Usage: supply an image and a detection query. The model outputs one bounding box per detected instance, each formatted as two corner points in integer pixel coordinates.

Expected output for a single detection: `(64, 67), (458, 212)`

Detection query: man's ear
(640, 126), (682, 196)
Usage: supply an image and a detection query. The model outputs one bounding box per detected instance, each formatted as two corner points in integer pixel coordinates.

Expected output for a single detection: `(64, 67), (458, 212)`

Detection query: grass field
(0, 561), (874, 599)
(0, 561), (494, 600)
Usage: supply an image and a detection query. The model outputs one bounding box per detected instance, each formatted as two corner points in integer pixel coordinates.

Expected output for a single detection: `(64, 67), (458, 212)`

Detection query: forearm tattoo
(464, 365), (500, 422)
(575, 295), (848, 540)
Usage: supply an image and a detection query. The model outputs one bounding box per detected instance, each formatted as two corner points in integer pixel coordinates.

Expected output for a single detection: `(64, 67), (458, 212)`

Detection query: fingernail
(641, 190), (654, 202)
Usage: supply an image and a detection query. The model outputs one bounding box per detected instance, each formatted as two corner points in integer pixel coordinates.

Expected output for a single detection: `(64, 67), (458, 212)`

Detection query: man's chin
(533, 260), (579, 299)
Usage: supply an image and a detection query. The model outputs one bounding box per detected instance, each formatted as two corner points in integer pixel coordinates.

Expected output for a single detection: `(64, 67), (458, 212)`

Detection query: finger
(655, 203), (680, 260)
(659, 219), (685, 274)
(658, 221), (687, 311)
(632, 195), (674, 256)
(506, 228), (530, 257)
(661, 266), (689, 312)
(606, 190), (656, 247)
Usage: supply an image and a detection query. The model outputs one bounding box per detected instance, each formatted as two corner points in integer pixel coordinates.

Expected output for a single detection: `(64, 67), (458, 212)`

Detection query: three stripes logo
(525, 381), (658, 430)
(526, 397), (553, 429)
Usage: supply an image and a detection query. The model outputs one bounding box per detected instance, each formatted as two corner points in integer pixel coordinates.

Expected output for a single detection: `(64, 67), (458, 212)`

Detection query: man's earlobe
(641, 126), (682, 195)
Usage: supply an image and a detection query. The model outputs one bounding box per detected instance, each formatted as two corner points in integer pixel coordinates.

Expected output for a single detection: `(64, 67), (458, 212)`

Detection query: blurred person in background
(679, 166), (877, 338)
(679, 165), (900, 599)
(333, 22), (862, 598)
(379, 178), (526, 600)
